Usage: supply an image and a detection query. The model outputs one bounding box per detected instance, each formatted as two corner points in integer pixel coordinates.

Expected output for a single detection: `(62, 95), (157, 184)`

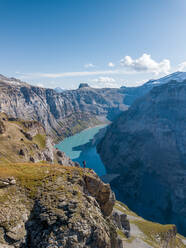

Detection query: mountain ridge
(98, 80), (186, 236)
(1, 72), (186, 246)
(0, 74), (127, 141)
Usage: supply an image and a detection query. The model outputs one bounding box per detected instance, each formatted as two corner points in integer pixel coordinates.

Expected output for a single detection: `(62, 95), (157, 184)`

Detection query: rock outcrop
(84, 174), (116, 216)
(0, 163), (120, 248)
(0, 162), (185, 248)
(78, 83), (90, 88)
(98, 80), (186, 236)
(112, 211), (130, 238)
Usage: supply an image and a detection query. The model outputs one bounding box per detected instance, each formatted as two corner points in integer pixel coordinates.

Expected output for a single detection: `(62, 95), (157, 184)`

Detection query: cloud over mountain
(91, 76), (122, 88)
(120, 53), (170, 75)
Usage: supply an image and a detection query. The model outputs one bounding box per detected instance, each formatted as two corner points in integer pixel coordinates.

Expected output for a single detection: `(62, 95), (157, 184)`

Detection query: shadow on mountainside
(72, 140), (106, 176)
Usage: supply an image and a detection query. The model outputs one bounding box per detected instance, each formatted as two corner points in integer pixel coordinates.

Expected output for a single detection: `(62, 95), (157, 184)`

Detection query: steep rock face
(0, 163), (120, 248)
(98, 81), (186, 236)
(1, 71), (186, 140)
(0, 76), (127, 140)
(1, 72), (186, 141)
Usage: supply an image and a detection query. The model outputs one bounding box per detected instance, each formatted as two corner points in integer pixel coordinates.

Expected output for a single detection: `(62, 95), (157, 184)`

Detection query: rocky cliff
(98, 80), (186, 236)
(0, 163), (120, 248)
(0, 75), (127, 141)
(1, 72), (186, 141)
(0, 162), (185, 248)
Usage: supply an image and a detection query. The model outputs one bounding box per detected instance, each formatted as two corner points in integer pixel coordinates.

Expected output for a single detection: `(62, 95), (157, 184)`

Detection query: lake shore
(55, 125), (107, 176)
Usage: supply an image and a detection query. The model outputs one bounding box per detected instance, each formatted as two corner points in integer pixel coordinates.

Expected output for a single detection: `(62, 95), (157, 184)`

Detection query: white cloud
(108, 62), (115, 67)
(84, 63), (95, 68)
(178, 61), (186, 72)
(37, 83), (44, 87)
(92, 76), (116, 83)
(120, 53), (170, 75)
(16, 69), (134, 80)
(91, 76), (122, 88)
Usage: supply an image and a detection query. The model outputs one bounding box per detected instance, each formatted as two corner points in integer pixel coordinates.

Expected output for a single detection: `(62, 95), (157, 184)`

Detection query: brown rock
(84, 174), (115, 216)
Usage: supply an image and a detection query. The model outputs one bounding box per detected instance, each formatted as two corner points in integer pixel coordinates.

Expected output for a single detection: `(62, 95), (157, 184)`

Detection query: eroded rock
(0, 165), (118, 248)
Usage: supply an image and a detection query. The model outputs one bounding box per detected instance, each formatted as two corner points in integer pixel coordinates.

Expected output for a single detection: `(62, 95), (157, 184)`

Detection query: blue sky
(1, 0), (186, 89)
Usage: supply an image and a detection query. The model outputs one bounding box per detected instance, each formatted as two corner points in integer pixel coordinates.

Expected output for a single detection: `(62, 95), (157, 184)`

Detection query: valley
(0, 72), (186, 247)
(55, 124), (107, 176)
(1, 1), (186, 247)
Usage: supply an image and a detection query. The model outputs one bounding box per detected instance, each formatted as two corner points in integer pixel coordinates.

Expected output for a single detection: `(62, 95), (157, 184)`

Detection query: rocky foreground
(0, 163), (185, 248)
(0, 163), (118, 247)
(98, 80), (186, 237)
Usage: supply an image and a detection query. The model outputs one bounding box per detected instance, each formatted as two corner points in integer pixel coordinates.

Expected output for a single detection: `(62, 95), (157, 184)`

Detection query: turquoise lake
(55, 125), (107, 176)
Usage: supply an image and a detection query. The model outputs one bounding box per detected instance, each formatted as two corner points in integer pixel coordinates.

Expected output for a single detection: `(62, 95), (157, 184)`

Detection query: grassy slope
(0, 162), (110, 238)
(114, 201), (186, 248)
(0, 162), (86, 200)
(0, 114), (46, 164)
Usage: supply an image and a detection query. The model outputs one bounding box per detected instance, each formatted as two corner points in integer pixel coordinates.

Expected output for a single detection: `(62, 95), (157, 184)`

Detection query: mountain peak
(145, 71), (186, 86)
(78, 83), (90, 89)
(0, 73), (28, 86)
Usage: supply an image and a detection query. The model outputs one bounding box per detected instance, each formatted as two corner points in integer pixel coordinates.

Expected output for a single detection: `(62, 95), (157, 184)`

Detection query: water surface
(56, 125), (107, 176)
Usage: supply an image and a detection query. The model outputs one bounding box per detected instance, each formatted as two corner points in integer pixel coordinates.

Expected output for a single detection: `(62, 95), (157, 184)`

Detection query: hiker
(83, 160), (86, 168)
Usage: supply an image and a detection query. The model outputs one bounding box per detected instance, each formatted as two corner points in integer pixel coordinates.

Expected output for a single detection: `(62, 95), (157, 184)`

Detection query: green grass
(115, 201), (138, 217)
(117, 229), (126, 239)
(0, 116), (47, 163)
(115, 200), (186, 248)
(33, 134), (46, 149)
(0, 162), (92, 198)
(131, 219), (176, 247)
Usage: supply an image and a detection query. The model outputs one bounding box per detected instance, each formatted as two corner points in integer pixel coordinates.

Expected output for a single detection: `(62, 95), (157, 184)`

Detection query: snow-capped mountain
(121, 71), (186, 105)
(145, 71), (186, 86)
(0, 74), (28, 86)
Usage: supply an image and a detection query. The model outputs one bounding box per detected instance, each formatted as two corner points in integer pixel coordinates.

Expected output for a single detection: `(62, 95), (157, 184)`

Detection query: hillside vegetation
(114, 201), (186, 248)
(0, 112), (74, 166)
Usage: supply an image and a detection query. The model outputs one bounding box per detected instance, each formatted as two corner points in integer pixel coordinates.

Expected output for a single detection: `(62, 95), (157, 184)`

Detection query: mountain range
(0, 75), (127, 141)
(1, 71), (186, 142)
(1, 71), (186, 247)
